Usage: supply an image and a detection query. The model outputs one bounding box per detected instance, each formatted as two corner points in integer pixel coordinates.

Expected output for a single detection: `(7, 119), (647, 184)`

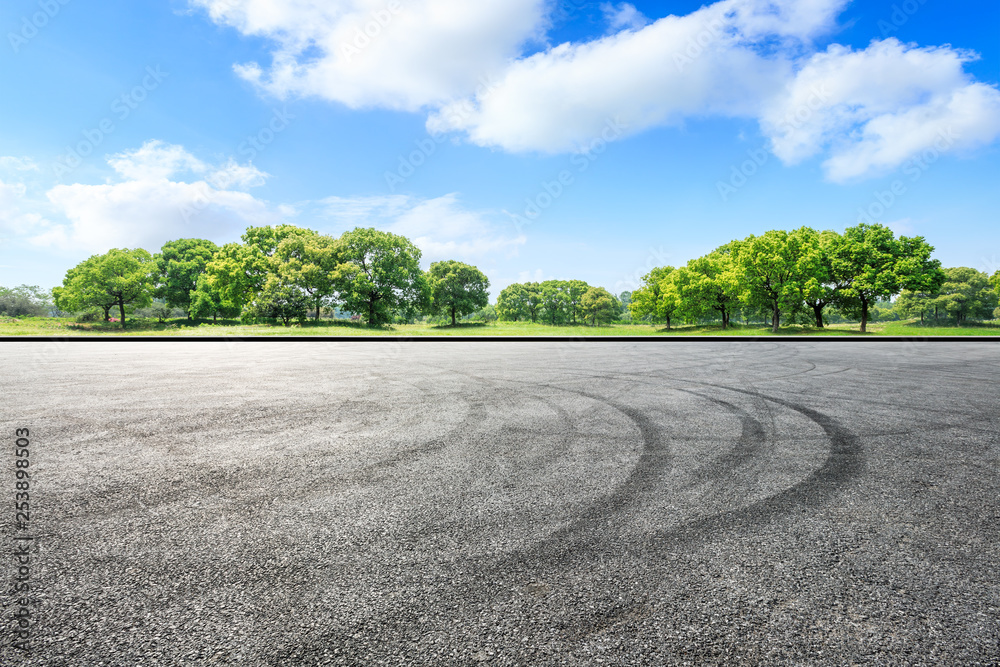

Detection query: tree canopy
(154, 238), (219, 319)
(55, 248), (155, 328)
(334, 227), (428, 326)
(427, 260), (490, 326)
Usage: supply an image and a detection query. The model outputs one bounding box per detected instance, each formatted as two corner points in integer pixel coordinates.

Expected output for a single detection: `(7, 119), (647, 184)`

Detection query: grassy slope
(1, 317), (999, 336)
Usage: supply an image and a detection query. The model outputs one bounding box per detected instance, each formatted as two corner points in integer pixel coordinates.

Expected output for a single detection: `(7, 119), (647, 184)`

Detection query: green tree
(830, 224), (943, 332)
(202, 225), (318, 318)
(894, 289), (937, 324)
(274, 233), (340, 321)
(154, 238), (219, 320)
(580, 286), (617, 326)
(0, 285), (52, 317)
(932, 267), (997, 323)
(334, 227), (428, 326)
(189, 273), (241, 322)
(679, 249), (740, 328)
(246, 277), (310, 326)
(733, 229), (820, 333)
(540, 280), (570, 325)
(799, 230), (849, 328)
(629, 266), (678, 328)
(523, 282), (543, 323)
(565, 279), (590, 324)
(426, 260), (490, 326)
(55, 248), (156, 329)
(496, 283), (529, 321)
(54, 256), (118, 321)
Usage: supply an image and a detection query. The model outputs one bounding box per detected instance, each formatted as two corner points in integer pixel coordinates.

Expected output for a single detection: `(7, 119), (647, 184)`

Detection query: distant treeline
(50, 225), (489, 328)
(619, 224), (998, 332)
(9, 222), (998, 331)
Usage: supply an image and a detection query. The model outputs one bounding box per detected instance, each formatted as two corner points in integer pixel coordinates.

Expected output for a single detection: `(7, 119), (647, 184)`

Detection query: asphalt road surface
(2, 341), (999, 665)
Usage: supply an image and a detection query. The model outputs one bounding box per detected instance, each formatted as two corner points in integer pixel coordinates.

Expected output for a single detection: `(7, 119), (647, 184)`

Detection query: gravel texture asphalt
(1, 340), (999, 665)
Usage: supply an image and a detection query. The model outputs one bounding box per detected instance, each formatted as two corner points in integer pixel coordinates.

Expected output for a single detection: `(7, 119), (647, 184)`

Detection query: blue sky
(1, 0), (998, 298)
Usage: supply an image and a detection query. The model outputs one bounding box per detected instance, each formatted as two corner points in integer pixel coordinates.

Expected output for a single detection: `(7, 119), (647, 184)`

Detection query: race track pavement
(1, 341), (998, 665)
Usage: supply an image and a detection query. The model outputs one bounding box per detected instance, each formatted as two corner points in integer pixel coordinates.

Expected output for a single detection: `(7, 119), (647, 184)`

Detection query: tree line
(29, 221), (1000, 331)
(496, 281), (627, 326)
(627, 223), (998, 332)
(52, 226), (490, 329)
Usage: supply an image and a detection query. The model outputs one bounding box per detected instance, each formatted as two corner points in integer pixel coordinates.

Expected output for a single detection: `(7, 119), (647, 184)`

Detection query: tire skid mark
(642, 384), (863, 550)
(671, 390), (768, 491)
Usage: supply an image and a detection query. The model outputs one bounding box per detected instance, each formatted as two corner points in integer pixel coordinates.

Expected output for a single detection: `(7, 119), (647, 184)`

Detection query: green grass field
(1, 316), (999, 336)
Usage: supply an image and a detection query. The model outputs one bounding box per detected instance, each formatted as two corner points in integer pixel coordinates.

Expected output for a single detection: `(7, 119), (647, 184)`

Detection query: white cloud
(600, 3), (648, 32)
(107, 140), (208, 181)
(0, 156), (40, 173)
(0, 179), (49, 237)
(189, 0), (548, 111)
(319, 193), (525, 262)
(761, 39), (1000, 181)
(193, 0), (1000, 181)
(36, 142), (280, 252)
(426, 0), (842, 153)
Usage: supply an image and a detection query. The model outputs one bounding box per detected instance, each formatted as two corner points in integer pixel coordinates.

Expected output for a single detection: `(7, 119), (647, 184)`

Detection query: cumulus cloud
(428, 0), (799, 153)
(36, 142), (279, 252)
(600, 3), (648, 32)
(193, 0), (1000, 181)
(320, 193), (525, 262)
(189, 0), (548, 110)
(0, 178), (49, 237)
(761, 39), (1000, 181)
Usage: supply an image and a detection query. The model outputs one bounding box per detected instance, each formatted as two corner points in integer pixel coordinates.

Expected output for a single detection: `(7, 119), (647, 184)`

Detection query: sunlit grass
(2, 316), (998, 336)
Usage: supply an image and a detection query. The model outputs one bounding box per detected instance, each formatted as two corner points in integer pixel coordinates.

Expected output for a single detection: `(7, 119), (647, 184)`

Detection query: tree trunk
(771, 304), (780, 333)
(919, 311), (923, 324)
(118, 298), (126, 329)
(315, 297), (321, 321)
(860, 298), (869, 333)
(213, 312), (218, 322)
(368, 300), (376, 326)
(102, 305), (110, 322)
(812, 304), (824, 328)
(187, 312), (193, 321)
(451, 306), (457, 327)
(665, 315), (671, 330)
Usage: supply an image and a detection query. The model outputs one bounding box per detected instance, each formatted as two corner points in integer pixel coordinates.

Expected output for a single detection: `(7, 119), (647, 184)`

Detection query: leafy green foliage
(496, 283), (530, 321)
(932, 267), (997, 323)
(274, 232), (340, 320)
(427, 260), (490, 326)
(55, 248), (156, 328)
(0, 285), (52, 317)
(830, 223), (943, 332)
(732, 228), (822, 333)
(246, 277), (311, 326)
(154, 238), (219, 319)
(580, 286), (618, 325)
(630, 266), (678, 327)
(334, 227), (428, 326)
